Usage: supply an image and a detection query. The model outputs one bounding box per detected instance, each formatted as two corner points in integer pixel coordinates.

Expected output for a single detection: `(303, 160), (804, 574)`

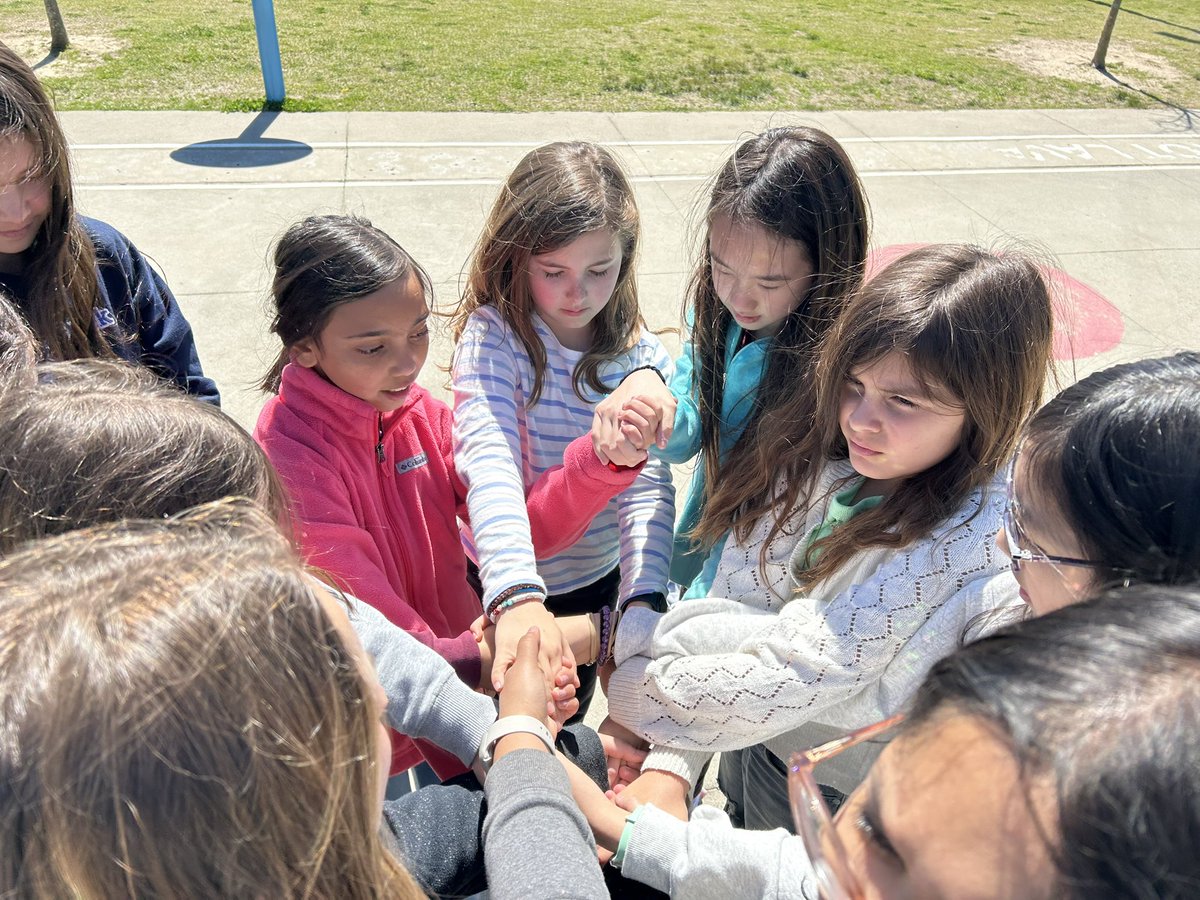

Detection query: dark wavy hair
(1019, 351), (1200, 592)
(260, 214), (433, 393)
(909, 583), (1200, 898)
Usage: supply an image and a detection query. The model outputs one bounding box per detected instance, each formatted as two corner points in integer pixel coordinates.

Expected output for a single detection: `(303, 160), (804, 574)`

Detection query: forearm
(526, 435), (643, 557)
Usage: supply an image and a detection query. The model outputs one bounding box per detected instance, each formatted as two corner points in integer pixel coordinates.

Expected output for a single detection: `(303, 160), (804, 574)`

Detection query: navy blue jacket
(0, 217), (219, 404)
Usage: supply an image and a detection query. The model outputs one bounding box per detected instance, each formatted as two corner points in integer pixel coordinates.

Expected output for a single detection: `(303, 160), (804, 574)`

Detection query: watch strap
(480, 714), (555, 771)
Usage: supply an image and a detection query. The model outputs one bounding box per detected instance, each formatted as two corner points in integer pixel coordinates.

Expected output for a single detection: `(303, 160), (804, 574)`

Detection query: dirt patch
(990, 38), (1184, 87)
(5, 26), (127, 78)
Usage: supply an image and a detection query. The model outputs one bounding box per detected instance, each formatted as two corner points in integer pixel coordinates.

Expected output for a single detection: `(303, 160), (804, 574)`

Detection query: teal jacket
(654, 324), (770, 596)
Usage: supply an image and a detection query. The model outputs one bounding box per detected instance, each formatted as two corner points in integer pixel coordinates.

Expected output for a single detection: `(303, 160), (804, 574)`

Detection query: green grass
(3, 0), (1197, 111)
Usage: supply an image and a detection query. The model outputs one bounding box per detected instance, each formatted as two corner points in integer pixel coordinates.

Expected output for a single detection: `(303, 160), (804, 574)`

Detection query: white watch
(479, 714), (555, 772)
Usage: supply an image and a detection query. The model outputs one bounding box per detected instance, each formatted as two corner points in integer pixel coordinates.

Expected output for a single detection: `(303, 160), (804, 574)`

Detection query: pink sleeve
(526, 435), (644, 557)
(270, 439), (481, 685)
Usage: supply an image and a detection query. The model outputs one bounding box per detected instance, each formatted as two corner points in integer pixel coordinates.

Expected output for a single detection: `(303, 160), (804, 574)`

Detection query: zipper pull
(376, 414), (385, 465)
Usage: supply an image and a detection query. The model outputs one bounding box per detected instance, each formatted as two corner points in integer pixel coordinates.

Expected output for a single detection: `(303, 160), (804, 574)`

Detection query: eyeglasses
(788, 715), (903, 900)
(1002, 454), (1115, 576)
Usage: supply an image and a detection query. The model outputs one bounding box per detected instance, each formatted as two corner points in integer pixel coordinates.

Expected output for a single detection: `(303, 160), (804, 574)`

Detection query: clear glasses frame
(788, 715), (903, 900)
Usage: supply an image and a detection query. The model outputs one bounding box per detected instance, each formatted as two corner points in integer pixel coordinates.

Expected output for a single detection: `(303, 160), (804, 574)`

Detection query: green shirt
(797, 478), (884, 571)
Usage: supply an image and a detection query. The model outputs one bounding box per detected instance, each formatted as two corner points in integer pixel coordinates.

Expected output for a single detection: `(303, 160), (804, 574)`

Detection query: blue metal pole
(250, 0), (286, 104)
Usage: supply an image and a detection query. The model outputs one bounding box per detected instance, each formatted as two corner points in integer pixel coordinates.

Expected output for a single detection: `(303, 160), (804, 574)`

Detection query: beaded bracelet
(485, 582), (546, 622)
(595, 604), (615, 666)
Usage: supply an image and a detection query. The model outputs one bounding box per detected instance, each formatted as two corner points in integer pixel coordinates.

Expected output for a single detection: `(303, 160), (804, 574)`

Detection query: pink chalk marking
(866, 244), (1124, 360)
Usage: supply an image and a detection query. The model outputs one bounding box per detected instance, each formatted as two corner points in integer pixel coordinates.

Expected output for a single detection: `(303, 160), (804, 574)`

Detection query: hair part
(688, 126), (870, 551)
(0, 41), (107, 361)
(774, 244), (1052, 588)
(0, 502), (422, 898)
(261, 213), (433, 393)
(452, 141), (644, 405)
(908, 583), (1200, 898)
(0, 360), (288, 555)
(1019, 351), (1200, 592)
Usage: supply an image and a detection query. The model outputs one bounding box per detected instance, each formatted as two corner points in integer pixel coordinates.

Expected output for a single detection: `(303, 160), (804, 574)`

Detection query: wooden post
(1092, 0), (1123, 71)
(44, 0), (69, 53)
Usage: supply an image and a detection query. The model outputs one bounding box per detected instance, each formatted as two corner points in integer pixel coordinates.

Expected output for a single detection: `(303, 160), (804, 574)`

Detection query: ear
(291, 338), (319, 369)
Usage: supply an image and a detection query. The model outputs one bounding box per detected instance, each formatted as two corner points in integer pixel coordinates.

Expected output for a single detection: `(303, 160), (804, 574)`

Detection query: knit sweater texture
(607, 458), (1021, 789)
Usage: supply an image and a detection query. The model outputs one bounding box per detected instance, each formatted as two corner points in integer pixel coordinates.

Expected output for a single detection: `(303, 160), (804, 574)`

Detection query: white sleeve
(605, 494), (1010, 754)
(621, 805), (816, 900)
(613, 338), (677, 601)
(451, 310), (545, 610)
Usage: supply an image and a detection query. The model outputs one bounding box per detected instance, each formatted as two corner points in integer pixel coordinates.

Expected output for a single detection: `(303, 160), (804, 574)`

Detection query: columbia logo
(396, 452), (428, 475)
(94, 308), (117, 329)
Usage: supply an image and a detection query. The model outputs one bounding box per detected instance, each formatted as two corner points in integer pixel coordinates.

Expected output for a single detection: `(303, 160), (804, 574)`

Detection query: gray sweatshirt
(348, 596), (495, 766)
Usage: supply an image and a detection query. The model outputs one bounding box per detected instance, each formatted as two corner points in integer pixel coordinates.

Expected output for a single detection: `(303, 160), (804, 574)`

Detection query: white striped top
(452, 305), (675, 609)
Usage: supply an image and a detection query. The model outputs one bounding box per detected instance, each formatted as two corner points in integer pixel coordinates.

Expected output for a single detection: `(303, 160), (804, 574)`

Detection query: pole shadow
(170, 109), (312, 168)
(32, 49), (63, 70)
(1093, 66), (1197, 129)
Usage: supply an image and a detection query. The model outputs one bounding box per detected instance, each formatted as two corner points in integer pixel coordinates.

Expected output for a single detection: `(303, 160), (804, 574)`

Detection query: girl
(572, 244), (1053, 826)
(1000, 350), (1200, 614)
(0, 503), (607, 900)
(0, 42), (217, 402)
(592, 126), (870, 598)
(451, 141), (675, 715)
(254, 214), (639, 776)
(574, 584), (1200, 899)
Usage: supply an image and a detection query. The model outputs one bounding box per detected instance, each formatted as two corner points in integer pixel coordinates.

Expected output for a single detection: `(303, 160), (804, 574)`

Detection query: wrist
(487, 584), (546, 622)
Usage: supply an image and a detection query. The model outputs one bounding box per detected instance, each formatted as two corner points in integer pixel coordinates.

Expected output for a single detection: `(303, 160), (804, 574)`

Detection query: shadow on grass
(1083, 0), (1200, 37)
(170, 109), (312, 168)
(1093, 64), (1197, 129)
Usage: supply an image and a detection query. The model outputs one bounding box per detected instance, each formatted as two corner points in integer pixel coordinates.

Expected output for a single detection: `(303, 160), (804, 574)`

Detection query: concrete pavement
(60, 107), (1200, 430)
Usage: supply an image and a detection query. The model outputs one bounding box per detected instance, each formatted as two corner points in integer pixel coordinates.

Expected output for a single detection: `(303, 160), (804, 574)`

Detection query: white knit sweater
(605, 459), (1022, 789)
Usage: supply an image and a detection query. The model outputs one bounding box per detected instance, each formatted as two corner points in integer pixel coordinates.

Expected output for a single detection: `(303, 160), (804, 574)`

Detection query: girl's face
(316, 585), (392, 820)
(293, 273), (430, 413)
(832, 715), (1056, 900)
(525, 228), (622, 352)
(0, 135), (51, 271)
(996, 451), (1095, 616)
(708, 213), (813, 339)
(840, 352), (965, 496)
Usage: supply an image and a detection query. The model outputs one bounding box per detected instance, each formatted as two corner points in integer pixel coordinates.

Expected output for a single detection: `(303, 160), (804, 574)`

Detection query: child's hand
(592, 369), (676, 466)
(597, 715), (649, 791)
(491, 601), (574, 694)
(547, 655), (580, 733)
(612, 769), (690, 822)
(496, 625), (552, 723)
(614, 397), (667, 459)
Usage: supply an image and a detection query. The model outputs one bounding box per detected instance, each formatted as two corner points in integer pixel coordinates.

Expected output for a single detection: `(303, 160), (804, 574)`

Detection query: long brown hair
(689, 127), (869, 552)
(0, 41), (107, 360)
(787, 244), (1053, 588)
(452, 141), (644, 405)
(0, 360), (288, 555)
(0, 503), (423, 898)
